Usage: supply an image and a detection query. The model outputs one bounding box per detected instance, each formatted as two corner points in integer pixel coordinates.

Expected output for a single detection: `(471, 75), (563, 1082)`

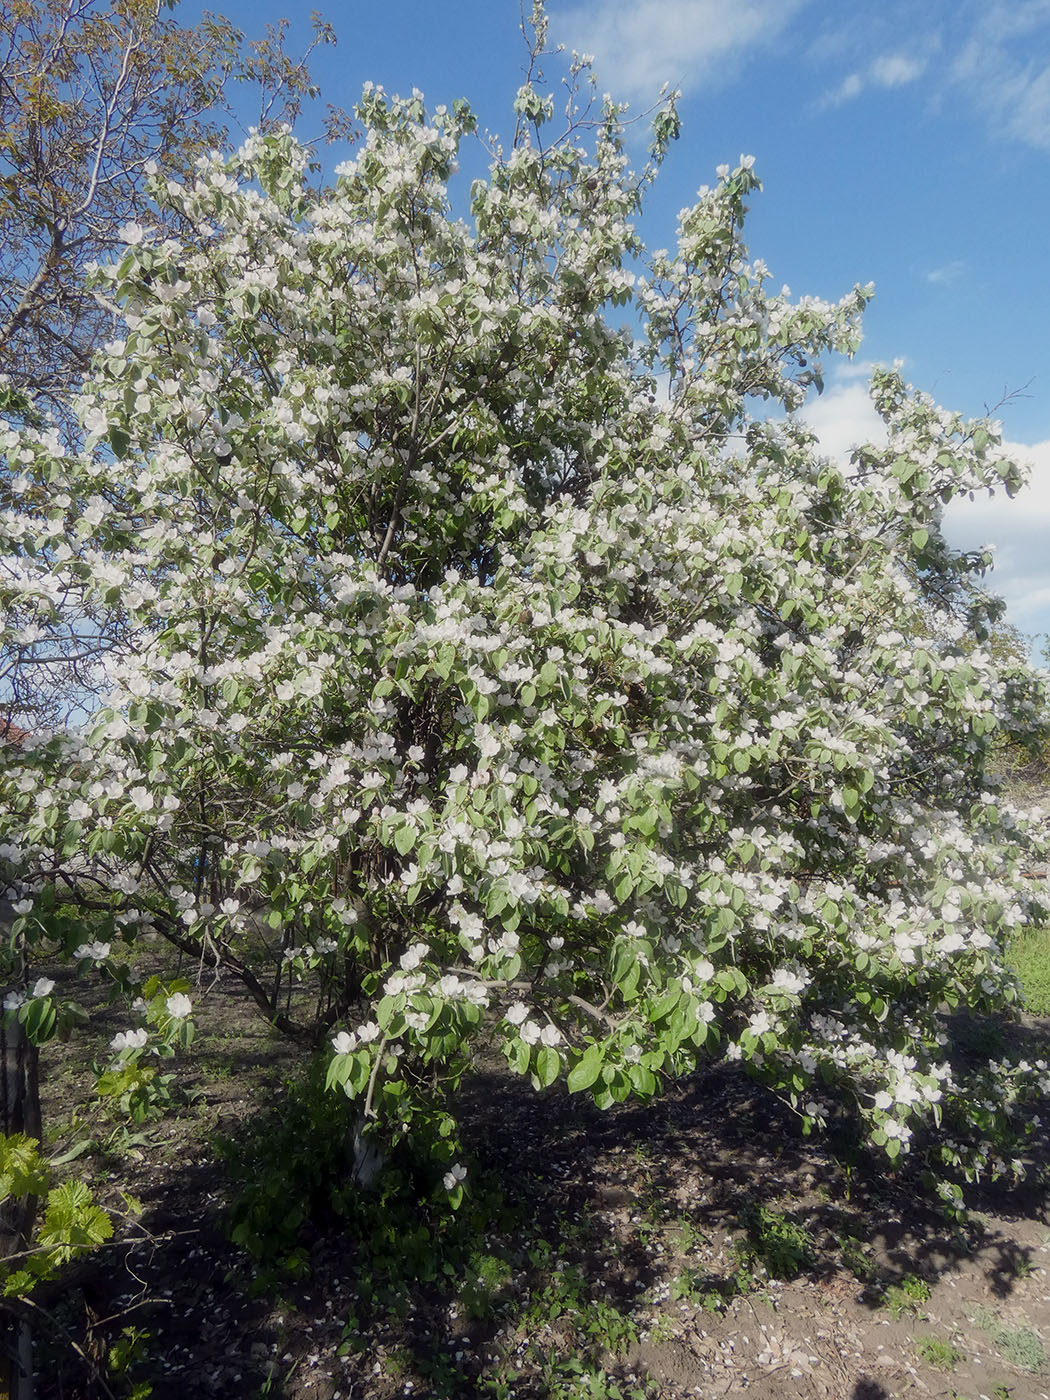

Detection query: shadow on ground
(32, 996), (1050, 1400)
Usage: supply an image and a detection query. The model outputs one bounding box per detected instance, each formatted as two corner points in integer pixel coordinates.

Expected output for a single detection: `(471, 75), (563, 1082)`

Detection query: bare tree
(0, 0), (344, 434)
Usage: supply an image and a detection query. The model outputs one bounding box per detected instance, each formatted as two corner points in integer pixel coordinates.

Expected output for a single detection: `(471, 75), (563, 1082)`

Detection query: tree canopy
(1, 12), (1047, 1218)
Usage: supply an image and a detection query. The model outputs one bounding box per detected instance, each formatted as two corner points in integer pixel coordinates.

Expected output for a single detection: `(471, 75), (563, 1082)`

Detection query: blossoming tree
(1, 10), (1047, 1216)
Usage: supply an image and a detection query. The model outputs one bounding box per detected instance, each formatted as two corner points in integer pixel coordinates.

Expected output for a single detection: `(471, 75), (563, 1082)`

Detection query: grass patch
(915, 1334), (961, 1371)
(972, 1307), (1048, 1372)
(1009, 928), (1050, 1015)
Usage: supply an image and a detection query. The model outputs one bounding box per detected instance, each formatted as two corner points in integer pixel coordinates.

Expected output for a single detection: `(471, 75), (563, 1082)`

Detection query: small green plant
(383, 1346), (411, 1379)
(539, 1353), (654, 1400)
(972, 1307), (1048, 1372)
(579, 1296), (638, 1355)
(646, 1316), (675, 1344)
(839, 1234), (877, 1282)
(0, 1135), (114, 1298)
(417, 1346), (466, 1397)
(737, 1203), (816, 1280)
(521, 1259), (636, 1353)
(670, 1263), (751, 1311)
(107, 1325), (154, 1397)
(668, 1215), (706, 1254)
(884, 1274), (931, 1318)
(94, 1062), (200, 1123)
(834, 1147), (860, 1203)
(216, 1054), (360, 1276)
(915, 1334), (961, 1371)
(335, 1316), (366, 1359)
(461, 1250), (514, 1320)
(259, 1357), (300, 1396)
(198, 1058), (235, 1083)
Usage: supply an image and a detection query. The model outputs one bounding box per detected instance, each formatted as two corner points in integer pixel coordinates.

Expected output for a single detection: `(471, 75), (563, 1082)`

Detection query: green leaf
(567, 1045), (602, 1093)
(325, 1055), (352, 1092)
(650, 985), (682, 1021)
(107, 427), (131, 459)
(0, 1135), (50, 1201)
(20, 997), (56, 1046)
(614, 873), (634, 903)
(48, 1138), (97, 1167)
(627, 1063), (657, 1096)
(534, 1045), (560, 1088)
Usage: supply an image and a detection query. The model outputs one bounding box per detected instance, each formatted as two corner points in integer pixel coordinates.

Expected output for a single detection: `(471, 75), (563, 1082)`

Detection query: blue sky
(182, 0), (1050, 646)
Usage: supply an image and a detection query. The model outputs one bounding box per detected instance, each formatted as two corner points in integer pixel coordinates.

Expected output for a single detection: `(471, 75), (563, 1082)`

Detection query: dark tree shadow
(852, 1380), (891, 1400)
(32, 1005), (1050, 1399)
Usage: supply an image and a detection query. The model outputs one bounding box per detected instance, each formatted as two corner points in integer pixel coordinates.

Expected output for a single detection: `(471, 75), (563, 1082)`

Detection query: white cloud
(553, 1), (1050, 152)
(953, 22), (1050, 151)
(924, 259), (967, 285)
(799, 370), (886, 460)
(942, 439), (1050, 638)
(870, 53), (927, 87)
(821, 50), (927, 108)
(832, 73), (864, 104)
(552, 0), (809, 104)
(816, 1), (1050, 151)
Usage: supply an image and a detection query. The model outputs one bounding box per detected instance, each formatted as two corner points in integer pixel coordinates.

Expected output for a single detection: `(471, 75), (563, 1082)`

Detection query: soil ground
(24, 965), (1050, 1400)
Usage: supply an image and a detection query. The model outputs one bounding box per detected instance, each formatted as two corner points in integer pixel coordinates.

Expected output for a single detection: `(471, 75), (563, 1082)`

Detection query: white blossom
(74, 941), (110, 963)
(111, 1028), (149, 1052)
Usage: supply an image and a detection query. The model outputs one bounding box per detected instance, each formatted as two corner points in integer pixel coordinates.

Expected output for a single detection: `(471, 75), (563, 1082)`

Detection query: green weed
(106, 1324), (154, 1397)
(670, 1263), (751, 1311)
(668, 1215), (706, 1254)
(538, 1352), (654, 1399)
(522, 1261), (637, 1354)
(461, 1250), (514, 1320)
(94, 1062), (200, 1123)
(215, 1054), (356, 1278)
(915, 1334), (961, 1371)
(646, 1316), (676, 1344)
(884, 1274), (931, 1318)
(737, 1202), (816, 1280)
(838, 1234), (877, 1282)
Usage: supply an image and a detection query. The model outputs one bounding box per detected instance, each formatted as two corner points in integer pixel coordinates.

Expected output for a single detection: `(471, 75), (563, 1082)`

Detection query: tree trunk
(0, 1004), (40, 1400)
